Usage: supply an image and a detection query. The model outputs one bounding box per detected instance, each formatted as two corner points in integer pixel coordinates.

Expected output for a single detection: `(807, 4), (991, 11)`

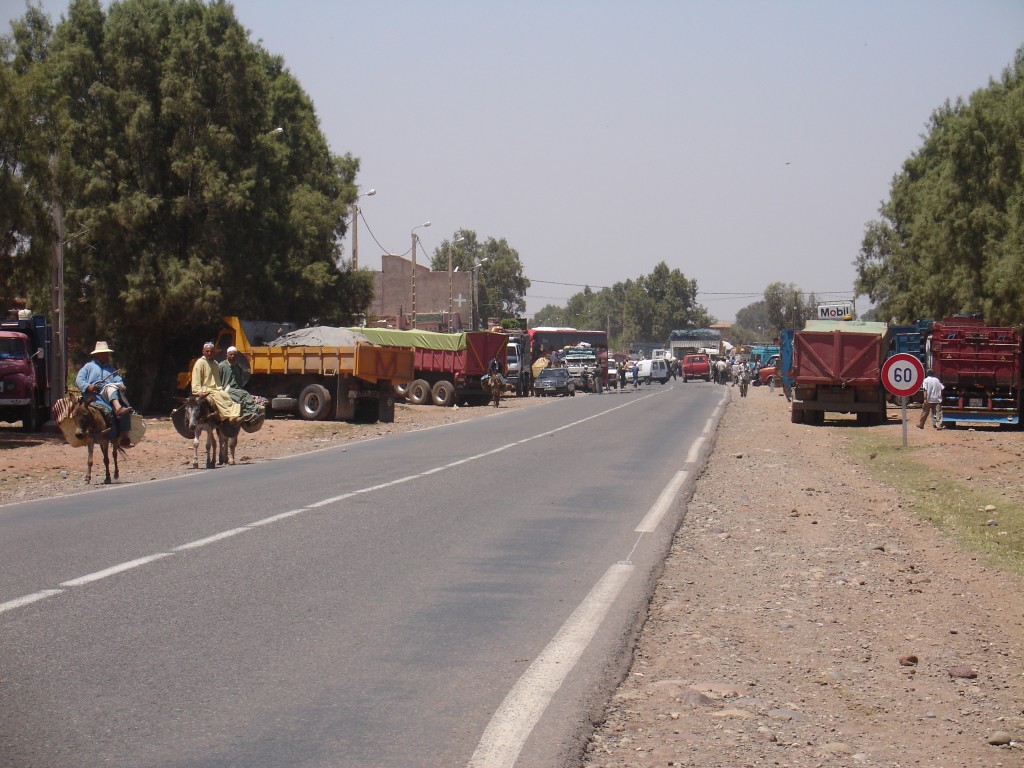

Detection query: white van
(637, 358), (671, 385)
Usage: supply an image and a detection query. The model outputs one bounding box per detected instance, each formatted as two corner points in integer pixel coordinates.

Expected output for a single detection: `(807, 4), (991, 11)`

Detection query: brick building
(367, 254), (476, 332)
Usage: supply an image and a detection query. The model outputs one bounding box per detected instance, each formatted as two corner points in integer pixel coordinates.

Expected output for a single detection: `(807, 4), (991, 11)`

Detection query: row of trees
(856, 47), (1024, 326)
(529, 262), (712, 349)
(2, 0), (374, 407)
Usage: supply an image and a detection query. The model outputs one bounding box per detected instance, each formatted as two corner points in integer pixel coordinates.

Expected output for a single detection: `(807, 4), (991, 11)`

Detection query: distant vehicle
(637, 358), (670, 384)
(606, 360), (620, 389)
(681, 354), (711, 382)
(757, 354), (781, 385)
(533, 367), (576, 397)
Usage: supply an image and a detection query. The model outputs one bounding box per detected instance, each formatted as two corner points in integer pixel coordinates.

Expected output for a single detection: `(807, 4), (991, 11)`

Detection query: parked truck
(353, 327), (509, 407)
(790, 320), (889, 426)
(503, 330), (533, 397)
(930, 315), (1021, 428)
(177, 317), (415, 423)
(0, 312), (53, 431)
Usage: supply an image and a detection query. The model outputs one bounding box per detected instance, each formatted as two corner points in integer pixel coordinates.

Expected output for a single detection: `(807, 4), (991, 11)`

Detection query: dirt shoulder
(583, 384), (1024, 767)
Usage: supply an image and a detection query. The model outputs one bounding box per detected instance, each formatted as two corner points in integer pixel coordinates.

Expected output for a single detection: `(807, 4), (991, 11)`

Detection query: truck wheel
(431, 380), (455, 407)
(790, 407), (804, 424)
(407, 379), (431, 405)
(394, 382), (410, 399)
(20, 401), (39, 432)
(298, 384), (332, 421)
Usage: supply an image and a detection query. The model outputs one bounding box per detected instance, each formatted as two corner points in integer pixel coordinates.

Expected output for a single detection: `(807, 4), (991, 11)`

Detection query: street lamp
(472, 258), (489, 331)
(410, 220), (431, 328)
(350, 188), (375, 269)
(448, 235), (465, 332)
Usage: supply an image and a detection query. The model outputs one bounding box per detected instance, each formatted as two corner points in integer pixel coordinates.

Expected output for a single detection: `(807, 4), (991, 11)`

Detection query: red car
(681, 354), (711, 382)
(757, 354), (781, 385)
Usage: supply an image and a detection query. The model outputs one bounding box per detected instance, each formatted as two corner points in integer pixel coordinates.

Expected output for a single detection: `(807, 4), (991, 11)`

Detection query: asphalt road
(0, 381), (726, 768)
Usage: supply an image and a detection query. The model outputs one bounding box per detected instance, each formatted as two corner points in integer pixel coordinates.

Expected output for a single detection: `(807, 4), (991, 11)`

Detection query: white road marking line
(635, 470), (688, 533)
(60, 553), (172, 587)
(4, 389), (691, 616)
(0, 590), (63, 614)
(467, 562), (633, 768)
(174, 527), (252, 551)
(248, 509), (306, 526)
(685, 437), (704, 465)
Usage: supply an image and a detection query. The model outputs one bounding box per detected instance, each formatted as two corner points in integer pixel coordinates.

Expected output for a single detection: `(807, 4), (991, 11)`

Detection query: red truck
(681, 353), (711, 382)
(931, 315), (1021, 428)
(790, 320), (889, 426)
(355, 328), (509, 407)
(0, 313), (53, 431)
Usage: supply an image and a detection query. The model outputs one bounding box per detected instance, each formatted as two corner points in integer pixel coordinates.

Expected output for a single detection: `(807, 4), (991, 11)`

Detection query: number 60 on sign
(881, 353), (925, 398)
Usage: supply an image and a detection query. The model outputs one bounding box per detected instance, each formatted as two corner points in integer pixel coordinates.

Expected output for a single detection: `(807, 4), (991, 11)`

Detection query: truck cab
(0, 313), (51, 431)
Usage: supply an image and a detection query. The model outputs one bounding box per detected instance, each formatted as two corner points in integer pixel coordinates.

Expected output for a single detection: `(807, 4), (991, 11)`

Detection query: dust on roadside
(583, 383), (1024, 768)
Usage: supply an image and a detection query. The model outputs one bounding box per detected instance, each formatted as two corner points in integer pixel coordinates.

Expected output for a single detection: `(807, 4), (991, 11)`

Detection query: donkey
(71, 396), (128, 484)
(184, 394), (221, 469)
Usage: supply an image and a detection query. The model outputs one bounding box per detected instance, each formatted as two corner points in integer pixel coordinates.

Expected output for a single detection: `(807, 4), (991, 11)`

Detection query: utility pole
(50, 200), (66, 403)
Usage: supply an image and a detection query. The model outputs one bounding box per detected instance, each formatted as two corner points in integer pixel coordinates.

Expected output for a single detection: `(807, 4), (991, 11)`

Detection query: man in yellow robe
(191, 342), (242, 422)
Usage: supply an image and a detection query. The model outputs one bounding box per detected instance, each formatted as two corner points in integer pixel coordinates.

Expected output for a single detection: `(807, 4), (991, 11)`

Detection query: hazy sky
(4, 0), (1022, 322)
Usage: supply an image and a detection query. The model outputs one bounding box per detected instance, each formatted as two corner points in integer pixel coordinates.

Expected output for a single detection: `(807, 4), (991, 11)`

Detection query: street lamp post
(448, 235), (465, 332)
(472, 258), (488, 331)
(350, 188), (375, 270)
(410, 221), (431, 328)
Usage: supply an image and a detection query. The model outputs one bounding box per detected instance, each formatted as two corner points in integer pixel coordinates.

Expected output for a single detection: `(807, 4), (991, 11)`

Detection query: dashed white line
(174, 527), (253, 551)
(0, 590), (64, 615)
(60, 553), (173, 587)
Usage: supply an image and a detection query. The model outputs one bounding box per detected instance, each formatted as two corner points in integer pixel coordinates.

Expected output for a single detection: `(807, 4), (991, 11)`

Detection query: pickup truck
(681, 354), (711, 382)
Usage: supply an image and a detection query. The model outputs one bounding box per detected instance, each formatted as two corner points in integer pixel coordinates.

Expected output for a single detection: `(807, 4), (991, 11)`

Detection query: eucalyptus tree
(856, 47), (1024, 325)
(7, 0), (372, 406)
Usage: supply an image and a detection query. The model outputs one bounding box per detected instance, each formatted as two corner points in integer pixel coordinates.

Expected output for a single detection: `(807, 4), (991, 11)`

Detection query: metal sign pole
(902, 396), (908, 448)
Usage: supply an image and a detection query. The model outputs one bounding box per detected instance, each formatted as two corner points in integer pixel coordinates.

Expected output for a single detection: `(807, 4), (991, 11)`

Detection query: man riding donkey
(191, 341), (264, 424)
(75, 341), (132, 440)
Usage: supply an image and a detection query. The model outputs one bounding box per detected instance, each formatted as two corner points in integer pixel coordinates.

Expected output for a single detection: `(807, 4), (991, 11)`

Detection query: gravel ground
(582, 383), (1024, 768)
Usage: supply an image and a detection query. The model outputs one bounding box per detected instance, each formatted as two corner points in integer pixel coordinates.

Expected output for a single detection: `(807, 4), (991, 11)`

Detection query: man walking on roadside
(918, 369), (944, 429)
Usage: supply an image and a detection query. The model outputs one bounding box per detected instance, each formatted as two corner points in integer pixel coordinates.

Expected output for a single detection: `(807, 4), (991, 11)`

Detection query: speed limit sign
(881, 353), (925, 397)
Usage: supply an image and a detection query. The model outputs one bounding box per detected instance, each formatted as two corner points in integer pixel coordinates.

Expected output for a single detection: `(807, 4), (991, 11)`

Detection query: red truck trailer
(790, 320), (890, 426)
(354, 328), (508, 406)
(931, 315), (1021, 428)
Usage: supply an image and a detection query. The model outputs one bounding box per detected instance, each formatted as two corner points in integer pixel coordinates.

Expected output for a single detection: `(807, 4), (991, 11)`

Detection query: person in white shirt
(918, 370), (944, 429)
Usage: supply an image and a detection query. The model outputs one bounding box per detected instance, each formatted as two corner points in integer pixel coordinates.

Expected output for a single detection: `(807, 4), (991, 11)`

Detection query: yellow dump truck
(178, 317), (415, 423)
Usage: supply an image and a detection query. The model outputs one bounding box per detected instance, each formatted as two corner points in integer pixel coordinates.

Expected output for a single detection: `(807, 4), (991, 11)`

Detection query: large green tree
(0, 5), (57, 310)
(3, 0), (373, 407)
(856, 47), (1024, 325)
(431, 228), (530, 323)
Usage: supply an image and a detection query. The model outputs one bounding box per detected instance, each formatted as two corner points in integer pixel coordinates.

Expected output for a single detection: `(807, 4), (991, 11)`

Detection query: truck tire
(394, 382), (410, 400)
(791, 406), (804, 424)
(407, 379), (431, 405)
(20, 400), (39, 432)
(431, 380), (455, 407)
(298, 384), (332, 421)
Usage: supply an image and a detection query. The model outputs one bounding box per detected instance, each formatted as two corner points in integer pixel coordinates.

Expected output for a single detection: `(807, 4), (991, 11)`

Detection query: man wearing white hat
(75, 340), (132, 436)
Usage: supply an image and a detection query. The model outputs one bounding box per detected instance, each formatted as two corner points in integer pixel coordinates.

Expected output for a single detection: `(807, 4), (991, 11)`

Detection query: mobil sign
(817, 302), (854, 320)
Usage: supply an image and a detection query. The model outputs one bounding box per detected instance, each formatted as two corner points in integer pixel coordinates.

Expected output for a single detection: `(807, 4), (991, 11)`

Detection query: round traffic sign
(881, 353), (925, 397)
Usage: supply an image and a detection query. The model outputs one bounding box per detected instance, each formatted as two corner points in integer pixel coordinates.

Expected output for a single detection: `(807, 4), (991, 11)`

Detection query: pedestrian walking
(918, 370), (944, 429)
